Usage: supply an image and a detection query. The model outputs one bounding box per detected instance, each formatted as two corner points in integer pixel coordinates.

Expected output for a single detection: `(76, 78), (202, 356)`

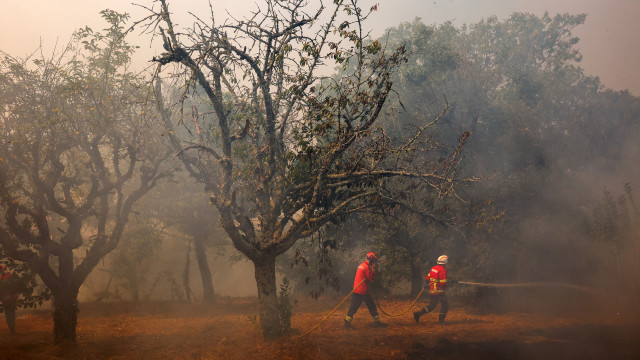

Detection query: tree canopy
(145, 0), (472, 337)
(0, 10), (173, 343)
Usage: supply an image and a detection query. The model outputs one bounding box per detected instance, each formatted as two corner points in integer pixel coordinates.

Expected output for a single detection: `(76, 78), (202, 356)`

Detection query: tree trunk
(253, 255), (281, 338)
(183, 243), (192, 303)
(52, 287), (79, 344)
(193, 235), (215, 303)
(410, 256), (424, 297)
(131, 268), (140, 302)
(2, 300), (16, 335)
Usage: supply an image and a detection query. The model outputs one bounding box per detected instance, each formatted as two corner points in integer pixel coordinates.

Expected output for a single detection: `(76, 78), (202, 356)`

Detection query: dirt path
(1, 296), (638, 359)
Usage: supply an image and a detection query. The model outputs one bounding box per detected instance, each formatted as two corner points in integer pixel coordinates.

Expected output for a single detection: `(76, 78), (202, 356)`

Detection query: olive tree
(0, 11), (172, 343)
(144, 0), (468, 338)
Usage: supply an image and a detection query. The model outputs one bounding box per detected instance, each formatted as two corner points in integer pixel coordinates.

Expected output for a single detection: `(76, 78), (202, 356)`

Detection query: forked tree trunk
(52, 287), (79, 344)
(193, 235), (215, 302)
(253, 255), (281, 338)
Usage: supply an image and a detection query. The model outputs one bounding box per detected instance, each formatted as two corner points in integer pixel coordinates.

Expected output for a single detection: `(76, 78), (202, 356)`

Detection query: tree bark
(183, 243), (192, 303)
(193, 235), (215, 303)
(2, 300), (16, 335)
(253, 255), (281, 338)
(131, 271), (140, 302)
(52, 287), (79, 344)
(410, 256), (425, 297)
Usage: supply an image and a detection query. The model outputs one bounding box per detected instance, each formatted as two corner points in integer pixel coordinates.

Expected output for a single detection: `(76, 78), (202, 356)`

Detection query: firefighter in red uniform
(0, 264), (18, 335)
(344, 252), (387, 329)
(413, 255), (457, 325)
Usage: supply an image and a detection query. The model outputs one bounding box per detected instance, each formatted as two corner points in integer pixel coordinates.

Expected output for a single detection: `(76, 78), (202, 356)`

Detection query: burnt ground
(1, 291), (639, 360)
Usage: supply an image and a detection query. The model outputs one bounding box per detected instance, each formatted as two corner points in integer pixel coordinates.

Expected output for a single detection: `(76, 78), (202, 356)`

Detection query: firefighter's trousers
(347, 293), (379, 319)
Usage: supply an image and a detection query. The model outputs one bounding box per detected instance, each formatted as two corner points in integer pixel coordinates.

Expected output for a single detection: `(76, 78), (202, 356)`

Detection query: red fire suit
(426, 264), (447, 294)
(345, 259), (383, 326)
(353, 260), (375, 295)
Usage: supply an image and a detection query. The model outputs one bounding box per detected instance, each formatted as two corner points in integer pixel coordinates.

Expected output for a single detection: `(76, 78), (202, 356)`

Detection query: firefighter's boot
(438, 313), (447, 325)
(344, 316), (353, 329)
(372, 315), (388, 328)
(413, 308), (427, 323)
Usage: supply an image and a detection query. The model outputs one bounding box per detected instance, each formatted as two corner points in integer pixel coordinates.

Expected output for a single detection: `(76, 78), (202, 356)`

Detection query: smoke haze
(0, 0), (639, 94)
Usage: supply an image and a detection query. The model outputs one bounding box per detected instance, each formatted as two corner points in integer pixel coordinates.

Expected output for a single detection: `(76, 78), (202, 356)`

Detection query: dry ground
(1, 292), (639, 359)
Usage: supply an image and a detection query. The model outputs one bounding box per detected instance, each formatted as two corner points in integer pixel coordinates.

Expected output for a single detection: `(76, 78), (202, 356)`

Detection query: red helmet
(366, 252), (378, 260)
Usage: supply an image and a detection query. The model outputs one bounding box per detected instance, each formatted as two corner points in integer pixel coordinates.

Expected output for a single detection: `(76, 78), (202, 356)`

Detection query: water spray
(457, 281), (599, 295)
(295, 279), (602, 339)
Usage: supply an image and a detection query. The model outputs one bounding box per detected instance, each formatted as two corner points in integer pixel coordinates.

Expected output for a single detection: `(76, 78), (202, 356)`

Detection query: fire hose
(373, 288), (425, 317)
(374, 279), (599, 317)
(297, 279), (598, 338)
(298, 281), (425, 338)
(296, 278), (366, 339)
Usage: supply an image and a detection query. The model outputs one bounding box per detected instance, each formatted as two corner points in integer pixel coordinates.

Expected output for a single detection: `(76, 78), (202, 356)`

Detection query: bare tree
(144, 0), (468, 337)
(0, 11), (172, 343)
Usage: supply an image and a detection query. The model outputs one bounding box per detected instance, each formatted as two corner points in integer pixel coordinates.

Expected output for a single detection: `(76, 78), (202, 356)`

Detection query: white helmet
(437, 255), (448, 265)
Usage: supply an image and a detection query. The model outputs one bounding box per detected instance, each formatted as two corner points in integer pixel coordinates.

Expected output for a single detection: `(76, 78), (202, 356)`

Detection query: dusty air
(0, 0), (639, 359)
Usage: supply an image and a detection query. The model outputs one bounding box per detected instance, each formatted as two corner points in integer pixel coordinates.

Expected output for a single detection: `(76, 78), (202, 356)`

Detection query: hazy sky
(1, 0), (639, 94)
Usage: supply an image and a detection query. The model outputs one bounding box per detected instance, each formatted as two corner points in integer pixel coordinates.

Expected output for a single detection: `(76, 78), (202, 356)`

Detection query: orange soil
(1, 295), (638, 359)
